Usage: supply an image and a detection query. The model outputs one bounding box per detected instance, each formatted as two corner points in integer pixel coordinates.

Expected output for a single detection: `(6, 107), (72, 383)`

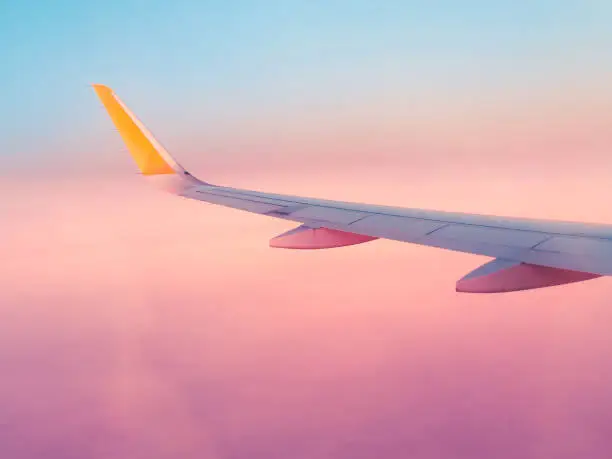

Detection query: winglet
(93, 84), (183, 176)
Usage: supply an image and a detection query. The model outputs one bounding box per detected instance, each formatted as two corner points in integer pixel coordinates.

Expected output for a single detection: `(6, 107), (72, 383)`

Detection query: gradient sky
(2, 1), (612, 458)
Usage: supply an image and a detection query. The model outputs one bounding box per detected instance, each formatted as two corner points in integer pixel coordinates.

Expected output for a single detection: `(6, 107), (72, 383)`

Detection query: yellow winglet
(93, 84), (177, 175)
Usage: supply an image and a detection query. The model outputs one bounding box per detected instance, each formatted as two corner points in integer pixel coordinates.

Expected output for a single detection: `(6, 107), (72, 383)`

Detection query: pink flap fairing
(456, 258), (600, 293)
(270, 225), (378, 249)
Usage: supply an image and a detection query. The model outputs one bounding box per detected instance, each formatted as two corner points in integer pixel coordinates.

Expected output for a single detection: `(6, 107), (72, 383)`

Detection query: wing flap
(533, 236), (612, 256)
(285, 206), (367, 224)
(348, 215), (446, 240)
(430, 224), (549, 248)
(195, 194), (285, 214)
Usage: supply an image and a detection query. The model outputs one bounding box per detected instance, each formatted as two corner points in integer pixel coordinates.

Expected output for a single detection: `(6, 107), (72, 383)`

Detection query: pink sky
(2, 154), (612, 457)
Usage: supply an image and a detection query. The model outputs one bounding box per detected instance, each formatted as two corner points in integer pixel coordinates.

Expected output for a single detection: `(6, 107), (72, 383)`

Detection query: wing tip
(91, 83), (111, 95)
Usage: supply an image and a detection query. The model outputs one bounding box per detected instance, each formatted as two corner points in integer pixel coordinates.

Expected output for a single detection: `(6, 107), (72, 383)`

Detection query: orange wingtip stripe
(93, 84), (175, 175)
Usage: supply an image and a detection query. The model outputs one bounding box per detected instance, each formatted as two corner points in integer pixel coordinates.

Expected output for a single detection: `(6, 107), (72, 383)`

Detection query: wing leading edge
(93, 84), (612, 293)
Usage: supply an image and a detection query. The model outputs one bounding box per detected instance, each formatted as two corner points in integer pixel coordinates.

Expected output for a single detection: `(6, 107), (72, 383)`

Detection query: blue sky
(1, 1), (611, 172)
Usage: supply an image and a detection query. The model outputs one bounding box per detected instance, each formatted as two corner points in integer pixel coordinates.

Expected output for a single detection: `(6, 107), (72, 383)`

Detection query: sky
(2, 1), (612, 458)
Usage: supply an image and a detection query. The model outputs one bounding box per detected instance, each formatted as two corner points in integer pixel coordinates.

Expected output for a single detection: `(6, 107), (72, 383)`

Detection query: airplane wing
(93, 84), (612, 293)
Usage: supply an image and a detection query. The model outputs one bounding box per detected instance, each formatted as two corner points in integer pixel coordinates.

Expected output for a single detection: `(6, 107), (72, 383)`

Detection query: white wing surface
(93, 84), (611, 293)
